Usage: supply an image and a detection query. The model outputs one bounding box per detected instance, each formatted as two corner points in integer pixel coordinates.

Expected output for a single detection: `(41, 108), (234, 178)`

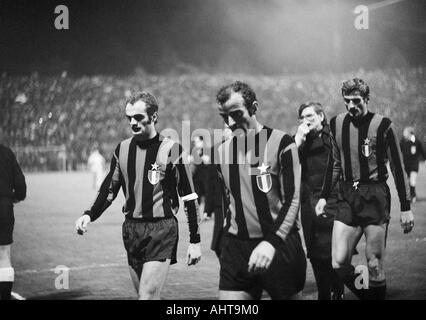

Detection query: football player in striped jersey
(75, 92), (201, 300)
(215, 81), (306, 300)
(316, 78), (414, 299)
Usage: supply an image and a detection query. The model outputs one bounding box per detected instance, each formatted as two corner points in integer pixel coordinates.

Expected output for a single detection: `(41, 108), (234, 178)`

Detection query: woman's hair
(298, 101), (327, 126)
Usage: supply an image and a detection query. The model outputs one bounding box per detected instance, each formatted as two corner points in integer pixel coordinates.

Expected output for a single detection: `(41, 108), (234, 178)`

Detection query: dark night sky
(1, 0), (425, 75)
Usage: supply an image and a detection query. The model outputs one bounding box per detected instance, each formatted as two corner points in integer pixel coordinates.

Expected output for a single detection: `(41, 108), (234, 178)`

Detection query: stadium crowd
(1, 67), (425, 171)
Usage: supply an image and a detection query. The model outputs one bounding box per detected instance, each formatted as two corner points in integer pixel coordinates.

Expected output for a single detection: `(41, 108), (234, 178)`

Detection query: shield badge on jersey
(256, 162), (272, 193)
(148, 162), (160, 185)
(411, 145), (416, 155)
(361, 138), (372, 158)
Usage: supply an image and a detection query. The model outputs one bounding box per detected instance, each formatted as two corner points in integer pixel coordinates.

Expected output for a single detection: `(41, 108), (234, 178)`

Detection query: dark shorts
(336, 182), (390, 228)
(404, 160), (419, 174)
(219, 231), (306, 299)
(122, 217), (178, 278)
(0, 198), (14, 245)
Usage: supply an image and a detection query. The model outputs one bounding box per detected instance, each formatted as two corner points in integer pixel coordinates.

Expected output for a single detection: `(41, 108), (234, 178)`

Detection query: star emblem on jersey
(148, 162), (160, 185)
(361, 137), (372, 158)
(256, 162), (272, 193)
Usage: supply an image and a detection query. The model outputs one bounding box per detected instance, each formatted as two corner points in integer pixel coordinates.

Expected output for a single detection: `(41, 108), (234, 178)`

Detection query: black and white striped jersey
(215, 126), (301, 248)
(321, 112), (411, 211)
(85, 134), (200, 243)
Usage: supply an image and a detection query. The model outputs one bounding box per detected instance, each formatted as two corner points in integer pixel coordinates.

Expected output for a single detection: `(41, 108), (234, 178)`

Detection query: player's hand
(201, 212), (212, 222)
(315, 198), (327, 216)
(400, 210), (414, 234)
(75, 215), (91, 235)
(187, 243), (201, 266)
(248, 241), (276, 274)
(295, 122), (311, 147)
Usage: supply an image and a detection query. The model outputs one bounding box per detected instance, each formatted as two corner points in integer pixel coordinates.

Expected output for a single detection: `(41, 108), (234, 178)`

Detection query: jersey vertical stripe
(350, 121), (361, 180)
(119, 138), (131, 213)
(133, 146), (146, 217)
(126, 139), (137, 214)
(229, 137), (250, 238)
(341, 114), (352, 180)
(367, 113), (384, 180)
(140, 141), (161, 218)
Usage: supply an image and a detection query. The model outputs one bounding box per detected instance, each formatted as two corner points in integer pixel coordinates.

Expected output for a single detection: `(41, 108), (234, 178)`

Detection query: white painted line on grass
(16, 262), (126, 275)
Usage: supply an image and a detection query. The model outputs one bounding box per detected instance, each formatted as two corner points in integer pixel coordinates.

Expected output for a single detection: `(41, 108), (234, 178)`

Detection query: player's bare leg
(137, 260), (170, 300)
(0, 245), (14, 300)
(332, 220), (364, 299)
(409, 171), (417, 202)
(364, 224), (387, 299)
(128, 266), (140, 293)
(219, 290), (254, 300)
(332, 221), (363, 268)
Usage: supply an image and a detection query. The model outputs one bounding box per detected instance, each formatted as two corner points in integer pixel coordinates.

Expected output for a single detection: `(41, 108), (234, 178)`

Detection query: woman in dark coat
(295, 102), (344, 300)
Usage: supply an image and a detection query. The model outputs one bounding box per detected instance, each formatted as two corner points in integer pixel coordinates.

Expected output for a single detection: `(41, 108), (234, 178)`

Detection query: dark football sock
(0, 267), (14, 300)
(0, 282), (13, 300)
(410, 186), (416, 199)
(365, 279), (387, 300)
(311, 258), (332, 300)
(334, 265), (367, 300)
(331, 268), (345, 300)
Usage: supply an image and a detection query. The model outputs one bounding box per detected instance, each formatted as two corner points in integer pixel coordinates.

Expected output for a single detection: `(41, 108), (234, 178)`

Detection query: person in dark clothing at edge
(294, 102), (344, 300)
(400, 127), (425, 203)
(0, 143), (27, 300)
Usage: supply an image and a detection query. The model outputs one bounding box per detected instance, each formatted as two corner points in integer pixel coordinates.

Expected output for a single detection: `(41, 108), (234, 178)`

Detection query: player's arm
(76, 145), (122, 233)
(385, 121), (414, 233)
(267, 135), (301, 247)
(319, 134), (341, 200)
(249, 135), (301, 274)
(316, 127), (342, 215)
(172, 144), (201, 265)
(11, 149), (26, 202)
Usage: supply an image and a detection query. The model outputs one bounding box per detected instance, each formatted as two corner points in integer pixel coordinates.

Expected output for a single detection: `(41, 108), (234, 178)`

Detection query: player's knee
(332, 259), (343, 270)
(367, 255), (383, 279)
(139, 282), (161, 300)
(332, 252), (348, 269)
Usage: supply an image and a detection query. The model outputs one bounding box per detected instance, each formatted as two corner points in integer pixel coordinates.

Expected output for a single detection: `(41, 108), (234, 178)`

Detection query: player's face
(299, 106), (323, 132)
(344, 93), (367, 119)
(125, 100), (154, 137)
(218, 91), (252, 133)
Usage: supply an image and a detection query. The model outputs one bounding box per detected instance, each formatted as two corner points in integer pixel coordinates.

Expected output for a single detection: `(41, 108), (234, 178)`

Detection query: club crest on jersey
(361, 138), (372, 158)
(148, 162), (160, 185)
(411, 145), (416, 155)
(256, 162), (272, 193)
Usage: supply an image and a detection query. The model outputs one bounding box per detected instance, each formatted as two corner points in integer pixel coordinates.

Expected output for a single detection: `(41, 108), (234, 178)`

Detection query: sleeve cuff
(190, 234), (201, 244)
(401, 200), (411, 212)
(264, 233), (282, 249)
(181, 193), (198, 202)
(83, 210), (93, 222)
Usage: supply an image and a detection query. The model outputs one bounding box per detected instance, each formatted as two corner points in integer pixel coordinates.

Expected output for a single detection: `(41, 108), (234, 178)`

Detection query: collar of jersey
(133, 133), (160, 149)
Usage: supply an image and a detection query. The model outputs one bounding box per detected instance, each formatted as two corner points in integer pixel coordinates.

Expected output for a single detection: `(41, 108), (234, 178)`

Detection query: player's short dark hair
(341, 78), (370, 101)
(298, 101), (327, 125)
(216, 81), (257, 109)
(125, 91), (159, 123)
